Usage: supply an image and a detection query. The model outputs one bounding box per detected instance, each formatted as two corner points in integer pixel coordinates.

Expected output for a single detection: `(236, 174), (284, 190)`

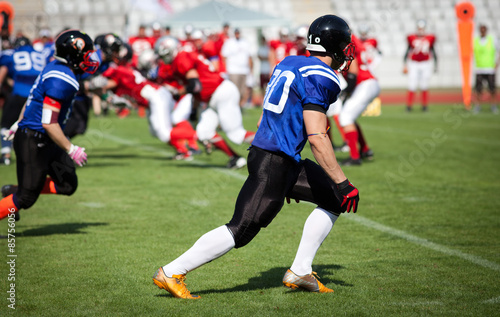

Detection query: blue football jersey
(2, 45), (46, 97)
(19, 60), (80, 133)
(252, 55), (341, 162)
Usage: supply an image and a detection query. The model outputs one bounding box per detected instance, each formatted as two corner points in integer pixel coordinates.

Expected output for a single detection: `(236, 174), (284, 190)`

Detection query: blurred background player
(89, 41), (198, 160)
(472, 24), (499, 114)
(403, 19), (437, 112)
(338, 34), (379, 166)
(0, 36), (45, 165)
(268, 27), (292, 71)
(358, 23), (382, 73)
(156, 36), (255, 169)
(0, 30), (99, 221)
(128, 24), (155, 69)
(221, 28), (253, 108)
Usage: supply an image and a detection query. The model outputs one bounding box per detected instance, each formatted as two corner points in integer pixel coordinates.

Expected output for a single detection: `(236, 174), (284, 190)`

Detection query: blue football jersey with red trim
(0, 45), (46, 97)
(19, 60), (79, 133)
(252, 55), (341, 162)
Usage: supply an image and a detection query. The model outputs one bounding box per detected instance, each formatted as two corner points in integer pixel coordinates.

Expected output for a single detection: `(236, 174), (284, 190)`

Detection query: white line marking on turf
(92, 130), (247, 181)
(79, 202), (105, 208)
(483, 296), (500, 304)
(94, 130), (500, 273)
(343, 213), (500, 272)
(390, 301), (443, 306)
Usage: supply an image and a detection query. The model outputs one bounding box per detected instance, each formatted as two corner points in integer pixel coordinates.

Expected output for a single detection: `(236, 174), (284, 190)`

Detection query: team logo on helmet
(72, 38), (85, 51)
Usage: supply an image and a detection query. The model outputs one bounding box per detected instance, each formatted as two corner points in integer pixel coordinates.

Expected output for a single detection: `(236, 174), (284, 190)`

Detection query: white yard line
(93, 130), (500, 273)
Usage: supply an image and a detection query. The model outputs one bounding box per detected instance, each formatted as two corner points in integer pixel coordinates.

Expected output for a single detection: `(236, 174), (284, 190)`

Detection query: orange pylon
(456, 1), (475, 110)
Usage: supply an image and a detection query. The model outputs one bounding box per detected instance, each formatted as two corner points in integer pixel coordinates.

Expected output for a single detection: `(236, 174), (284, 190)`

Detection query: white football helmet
(137, 49), (157, 71)
(155, 36), (180, 64)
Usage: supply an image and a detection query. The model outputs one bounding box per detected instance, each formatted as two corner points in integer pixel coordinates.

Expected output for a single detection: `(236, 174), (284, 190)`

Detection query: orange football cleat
(282, 269), (333, 293)
(153, 267), (200, 299)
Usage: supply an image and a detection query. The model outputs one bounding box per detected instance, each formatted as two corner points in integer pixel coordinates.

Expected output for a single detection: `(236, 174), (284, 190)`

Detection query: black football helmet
(13, 36), (31, 49)
(306, 15), (355, 71)
(94, 33), (123, 61)
(54, 29), (99, 74)
(116, 42), (133, 65)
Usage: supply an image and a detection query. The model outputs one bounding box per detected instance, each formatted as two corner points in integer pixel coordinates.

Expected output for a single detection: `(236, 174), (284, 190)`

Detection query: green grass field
(0, 104), (499, 316)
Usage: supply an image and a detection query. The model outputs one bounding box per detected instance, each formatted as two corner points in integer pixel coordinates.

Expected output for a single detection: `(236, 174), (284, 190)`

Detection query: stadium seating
(9, 0), (500, 88)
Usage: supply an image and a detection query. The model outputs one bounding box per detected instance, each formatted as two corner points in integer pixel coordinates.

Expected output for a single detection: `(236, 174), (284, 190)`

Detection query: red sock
(243, 131), (255, 143)
(41, 177), (58, 194)
(0, 194), (19, 220)
(406, 91), (415, 107)
(333, 114), (346, 142)
(210, 133), (237, 157)
(345, 131), (360, 160)
(422, 90), (428, 107)
(355, 123), (369, 153)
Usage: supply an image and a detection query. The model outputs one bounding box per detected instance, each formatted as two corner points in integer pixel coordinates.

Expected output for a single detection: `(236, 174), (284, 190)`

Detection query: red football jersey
(171, 50), (224, 102)
(269, 39), (292, 65)
(360, 38), (379, 65)
(352, 35), (376, 83)
(102, 65), (159, 107)
(156, 62), (183, 90)
(407, 34), (436, 62)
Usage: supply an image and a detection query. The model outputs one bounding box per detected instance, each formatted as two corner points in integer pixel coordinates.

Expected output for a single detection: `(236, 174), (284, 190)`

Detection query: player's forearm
(309, 135), (347, 184)
(43, 123), (71, 152)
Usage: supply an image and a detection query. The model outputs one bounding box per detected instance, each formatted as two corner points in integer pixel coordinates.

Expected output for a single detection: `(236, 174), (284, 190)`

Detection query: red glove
(337, 179), (359, 213)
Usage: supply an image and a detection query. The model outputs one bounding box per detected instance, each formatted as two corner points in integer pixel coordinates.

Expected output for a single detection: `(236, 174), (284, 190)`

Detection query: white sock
(289, 207), (338, 276)
(163, 225), (235, 276)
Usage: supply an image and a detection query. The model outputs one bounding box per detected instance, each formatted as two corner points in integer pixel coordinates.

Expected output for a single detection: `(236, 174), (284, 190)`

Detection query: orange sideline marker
(456, 1), (475, 109)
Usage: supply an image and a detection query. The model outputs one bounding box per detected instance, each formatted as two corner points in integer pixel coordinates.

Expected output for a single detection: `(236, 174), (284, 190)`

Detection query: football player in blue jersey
(153, 15), (360, 299)
(0, 36), (46, 165)
(0, 30), (99, 221)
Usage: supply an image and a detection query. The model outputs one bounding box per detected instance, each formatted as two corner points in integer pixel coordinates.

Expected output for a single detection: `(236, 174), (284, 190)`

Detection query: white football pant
(196, 80), (247, 144)
(339, 79), (380, 127)
(407, 60), (433, 91)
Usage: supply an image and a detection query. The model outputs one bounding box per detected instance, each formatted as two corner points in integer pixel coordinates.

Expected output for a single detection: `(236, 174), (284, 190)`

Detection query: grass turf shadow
(17, 222), (108, 237)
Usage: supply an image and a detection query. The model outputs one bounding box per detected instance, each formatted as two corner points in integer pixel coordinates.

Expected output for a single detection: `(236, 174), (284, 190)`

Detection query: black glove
(337, 179), (359, 213)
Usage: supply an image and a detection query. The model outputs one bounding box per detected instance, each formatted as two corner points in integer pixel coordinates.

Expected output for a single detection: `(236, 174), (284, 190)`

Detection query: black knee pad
(55, 177), (78, 196)
(226, 223), (261, 248)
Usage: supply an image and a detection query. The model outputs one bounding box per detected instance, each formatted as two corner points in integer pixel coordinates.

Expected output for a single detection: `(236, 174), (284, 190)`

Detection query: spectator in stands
(403, 19), (437, 112)
(221, 28), (253, 108)
(473, 24), (499, 114)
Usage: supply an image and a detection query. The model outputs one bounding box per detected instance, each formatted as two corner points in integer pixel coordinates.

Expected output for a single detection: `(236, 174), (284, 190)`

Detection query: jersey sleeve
(43, 74), (79, 101)
(174, 51), (196, 76)
(301, 69), (341, 109)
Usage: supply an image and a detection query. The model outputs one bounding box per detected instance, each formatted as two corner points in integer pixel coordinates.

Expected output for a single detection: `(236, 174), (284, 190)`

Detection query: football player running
(153, 15), (359, 299)
(155, 36), (255, 169)
(0, 36), (46, 165)
(0, 30), (99, 220)
(338, 34), (379, 166)
(403, 19), (437, 112)
(88, 42), (198, 160)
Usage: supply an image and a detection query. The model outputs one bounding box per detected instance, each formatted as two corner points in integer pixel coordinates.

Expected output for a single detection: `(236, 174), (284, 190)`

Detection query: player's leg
(0, 130), (51, 219)
(339, 79), (380, 165)
(47, 144), (78, 196)
(473, 74), (484, 113)
(284, 159), (342, 292)
(406, 61), (419, 112)
(419, 60), (433, 111)
(487, 74), (497, 113)
(156, 147), (293, 298)
(212, 80), (254, 144)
